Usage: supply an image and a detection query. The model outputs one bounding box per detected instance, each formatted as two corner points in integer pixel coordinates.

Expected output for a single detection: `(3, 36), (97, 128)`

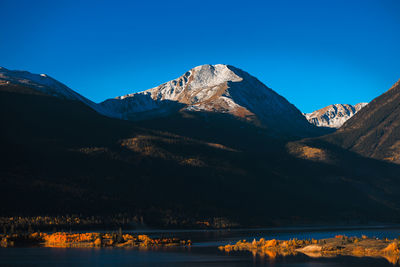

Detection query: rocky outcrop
(305, 103), (368, 128)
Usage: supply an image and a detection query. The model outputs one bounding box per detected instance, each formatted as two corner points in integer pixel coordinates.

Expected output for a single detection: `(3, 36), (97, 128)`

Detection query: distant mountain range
(0, 65), (368, 132)
(1, 64), (400, 227)
(305, 103), (368, 128)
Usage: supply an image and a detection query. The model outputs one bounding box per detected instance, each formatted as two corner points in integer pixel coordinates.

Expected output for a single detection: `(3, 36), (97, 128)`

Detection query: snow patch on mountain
(305, 103), (368, 128)
(99, 64), (314, 135)
(0, 67), (112, 116)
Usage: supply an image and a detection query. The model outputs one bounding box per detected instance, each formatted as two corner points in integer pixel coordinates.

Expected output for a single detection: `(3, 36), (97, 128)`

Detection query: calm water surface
(1, 226), (400, 266)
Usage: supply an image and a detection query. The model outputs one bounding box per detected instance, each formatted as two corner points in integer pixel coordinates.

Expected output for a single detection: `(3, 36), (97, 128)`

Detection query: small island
(219, 235), (400, 264)
(0, 232), (191, 248)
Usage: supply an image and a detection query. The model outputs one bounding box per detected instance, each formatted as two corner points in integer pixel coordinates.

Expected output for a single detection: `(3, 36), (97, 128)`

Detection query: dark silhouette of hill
(2, 83), (400, 227)
(321, 79), (400, 164)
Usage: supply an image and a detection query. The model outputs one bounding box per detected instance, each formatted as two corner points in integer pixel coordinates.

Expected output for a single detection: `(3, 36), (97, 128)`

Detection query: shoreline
(219, 235), (400, 265)
(0, 232), (191, 248)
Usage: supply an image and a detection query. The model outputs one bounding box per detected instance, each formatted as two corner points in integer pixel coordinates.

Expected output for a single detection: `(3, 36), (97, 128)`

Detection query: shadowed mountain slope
(320, 79), (400, 164)
(2, 81), (400, 227)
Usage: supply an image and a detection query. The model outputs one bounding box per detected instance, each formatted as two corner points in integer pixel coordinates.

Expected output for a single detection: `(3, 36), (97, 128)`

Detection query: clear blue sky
(1, 0), (399, 112)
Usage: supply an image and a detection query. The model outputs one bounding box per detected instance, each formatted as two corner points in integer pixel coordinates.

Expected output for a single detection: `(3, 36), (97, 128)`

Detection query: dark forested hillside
(2, 83), (400, 228)
(322, 79), (400, 164)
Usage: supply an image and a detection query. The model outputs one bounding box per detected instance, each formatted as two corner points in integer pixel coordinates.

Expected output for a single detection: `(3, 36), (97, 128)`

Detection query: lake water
(1, 225), (400, 266)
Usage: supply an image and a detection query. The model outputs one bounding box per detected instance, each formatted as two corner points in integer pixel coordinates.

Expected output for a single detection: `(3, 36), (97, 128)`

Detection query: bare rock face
(305, 103), (368, 128)
(100, 64), (316, 136)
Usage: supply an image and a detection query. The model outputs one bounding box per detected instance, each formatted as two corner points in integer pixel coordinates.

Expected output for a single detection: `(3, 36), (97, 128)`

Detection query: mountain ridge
(305, 103), (368, 128)
(321, 78), (400, 163)
(0, 66), (112, 116)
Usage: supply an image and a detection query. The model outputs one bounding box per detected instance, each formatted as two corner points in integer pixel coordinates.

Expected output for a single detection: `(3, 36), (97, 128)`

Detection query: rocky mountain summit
(99, 64), (316, 135)
(305, 103), (368, 128)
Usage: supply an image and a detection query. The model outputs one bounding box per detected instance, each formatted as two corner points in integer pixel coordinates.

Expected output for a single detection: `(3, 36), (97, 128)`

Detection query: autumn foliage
(0, 232), (191, 248)
(219, 235), (400, 264)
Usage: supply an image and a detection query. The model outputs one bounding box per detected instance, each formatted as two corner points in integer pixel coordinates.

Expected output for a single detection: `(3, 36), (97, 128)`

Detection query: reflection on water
(219, 235), (400, 264)
(1, 226), (400, 266)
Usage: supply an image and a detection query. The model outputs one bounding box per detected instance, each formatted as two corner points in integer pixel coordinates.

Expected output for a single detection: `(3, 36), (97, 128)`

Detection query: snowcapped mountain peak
(145, 64), (242, 104)
(118, 64), (242, 103)
(99, 64), (315, 135)
(185, 64), (242, 89)
(305, 103), (368, 128)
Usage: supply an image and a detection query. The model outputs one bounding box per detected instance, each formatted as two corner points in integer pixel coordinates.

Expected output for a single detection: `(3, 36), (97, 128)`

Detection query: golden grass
(0, 232), (191, 248)
(219, 235), (400, 264)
